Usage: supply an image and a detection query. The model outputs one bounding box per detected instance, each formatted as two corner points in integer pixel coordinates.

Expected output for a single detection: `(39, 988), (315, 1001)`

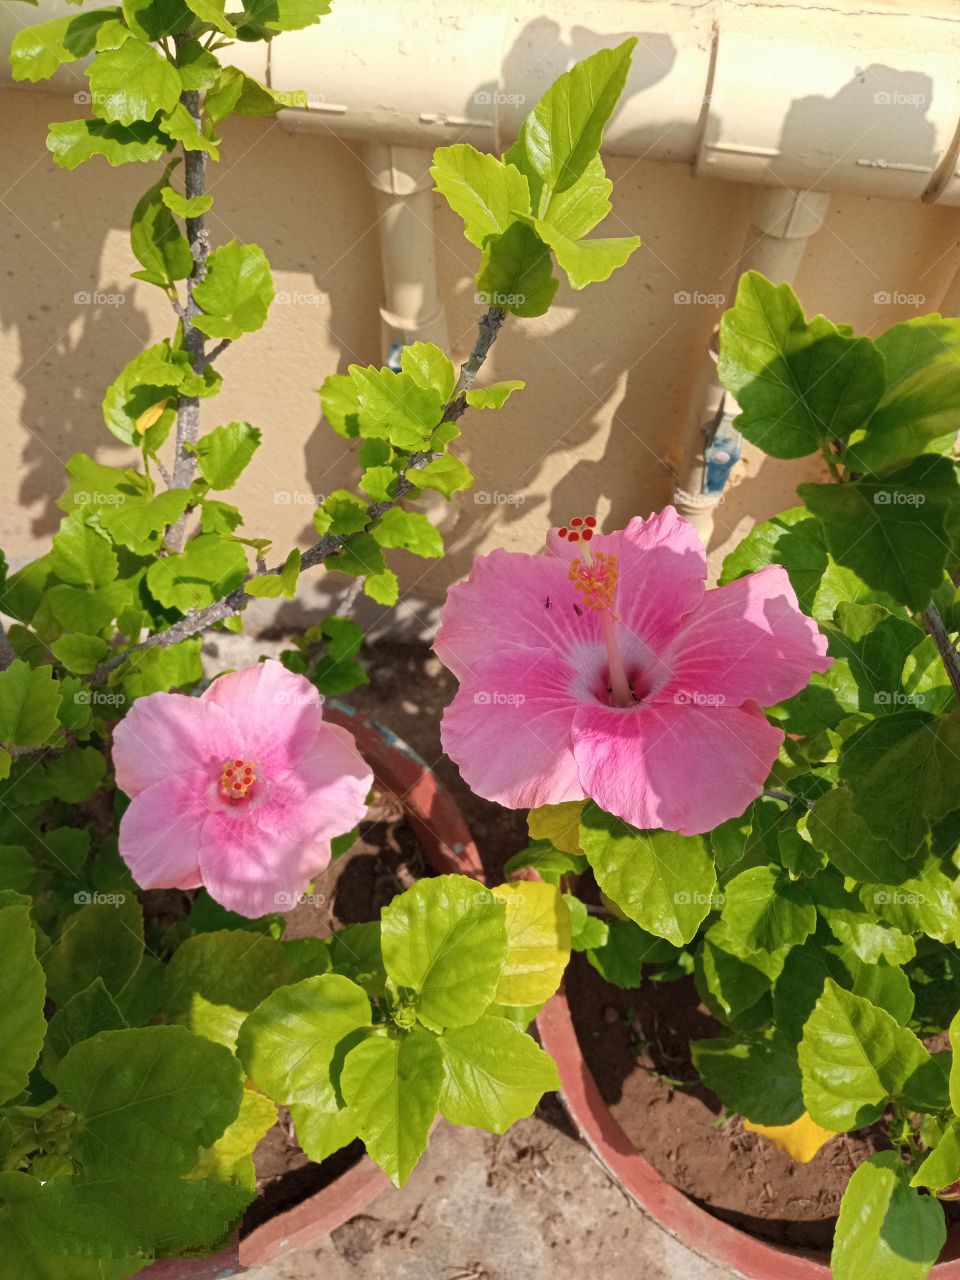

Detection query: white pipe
(673, 188), (831, 545)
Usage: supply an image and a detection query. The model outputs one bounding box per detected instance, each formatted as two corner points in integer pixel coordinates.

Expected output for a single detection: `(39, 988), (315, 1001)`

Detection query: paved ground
(246, 1102), (729, 1280)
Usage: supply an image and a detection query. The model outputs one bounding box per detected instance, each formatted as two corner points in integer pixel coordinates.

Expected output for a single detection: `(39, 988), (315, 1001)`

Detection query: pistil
(561, 515), (634, 709)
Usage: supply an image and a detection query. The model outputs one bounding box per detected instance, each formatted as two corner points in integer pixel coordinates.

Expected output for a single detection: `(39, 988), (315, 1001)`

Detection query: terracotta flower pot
(538, 987), (960, 1279)
(143, 709), (484, 1278)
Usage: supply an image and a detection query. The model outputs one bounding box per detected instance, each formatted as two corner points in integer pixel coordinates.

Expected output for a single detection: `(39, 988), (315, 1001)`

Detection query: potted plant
(0, 13), (641, 1273)
(433, 269), (960, 1280)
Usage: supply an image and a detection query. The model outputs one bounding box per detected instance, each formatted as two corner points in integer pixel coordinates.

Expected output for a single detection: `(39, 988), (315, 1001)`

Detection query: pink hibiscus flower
(112, 660), (372, 917)
(435, 508), (831, 836)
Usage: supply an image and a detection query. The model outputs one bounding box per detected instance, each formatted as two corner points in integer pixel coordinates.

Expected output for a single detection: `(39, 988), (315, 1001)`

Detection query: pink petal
(202, 659), (326, 775)
(656, 565), (832, 708)
(257, 722), (372, 845)
(440, 648), (583, 810)
(547, 508), (707, 655)
(571, 700), (783, 835)
(434, 549), (601, 682)
(198, 809), (315, 918)
(112, 694), (236, 797)
(117, 770), (212, 889)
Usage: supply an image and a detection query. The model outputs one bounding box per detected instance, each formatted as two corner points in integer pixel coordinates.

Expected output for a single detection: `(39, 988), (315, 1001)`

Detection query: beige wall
(3, 84), (960, 632)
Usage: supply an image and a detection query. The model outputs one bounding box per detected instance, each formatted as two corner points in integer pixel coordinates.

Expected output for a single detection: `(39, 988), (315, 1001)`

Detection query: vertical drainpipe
(673, 187), (831, 544)
(362, 142), (448, 367)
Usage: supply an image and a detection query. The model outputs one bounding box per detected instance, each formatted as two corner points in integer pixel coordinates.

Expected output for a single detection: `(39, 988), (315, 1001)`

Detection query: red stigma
(568, 531), (580, 542)
(582, 528), (594, 542)
(558, 528), (568, 538)
(585, 516), (597, 528)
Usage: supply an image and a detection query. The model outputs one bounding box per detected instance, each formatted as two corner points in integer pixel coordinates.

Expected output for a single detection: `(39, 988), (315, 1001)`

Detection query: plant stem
(168, 64), (210, 551)
(88, 307), (506, 686)
(922, 600), (960, 703)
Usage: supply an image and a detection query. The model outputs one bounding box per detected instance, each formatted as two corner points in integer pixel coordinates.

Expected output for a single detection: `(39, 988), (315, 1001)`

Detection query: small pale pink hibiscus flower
(113, 660), (372, 917)
(435, 508), (831, 835)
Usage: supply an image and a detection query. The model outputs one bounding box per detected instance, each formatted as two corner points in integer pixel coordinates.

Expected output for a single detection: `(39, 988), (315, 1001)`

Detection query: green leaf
(439, 1014), (558, 1133)
(238, 973), (371, 1105)
(430, 144), (530, 248)
(121, 0), (191, 41)
(161, 185), (213, 217)
(840, 708), (960, 853)
(192, 240), (274, 340)
(358, 466), (397, 502)
(51, 633), (110, 676)
(173, 36), (221, 91)
(380, 875), (508, 1031)
(475, 221), (559, 318)
(183, 0), (235, 36)
(51, 514), (118, 586)
(832, 1152), (945, 1280)
(912, 1118), (960, 1193)
(164, 929), (293, 1019)
(579, 803), (717, 946)
(319, 373), (361, 438)
(146, 532), (248, 611)
(190, 1088), (277, 1191)
(47, 116), (175, 169)
(245, 548), (300, 599)
(0, 661), (61, 747)
(865, 867), (960, 944)
(505, 39), (636, 209)
(464, 380), (525, 410)
(363, 568), (399, 605)
(130, 161), (194, 285)
(526, 218), (640, 289)
(720, 865), (816, 955)
(585, 918), (679, 987)
(0, 1174), (141, 1278)
(811, 874), (916, 965)
(158, 102), (221, 158)
(326, 922), (387, 997)
(372, 508), (443, 558)
(289, 1095), (357, 1164)
(798, 455), (959, 612)
(400, 341), (456, 403)
(190, 421), (261, 489)
(340, 1029), (443, 1186)
(347, 365), (443, 450)
(692, 1032), (803, 1126)
(43, 894), (144, 1005)
(235, 0), (331, 35)
(97, 488), (192, 554)
(808, 787), (925, 884)
(799, 980), (932, 1130)
(849, 359), (960, 473)
(313, 489), (369, 537)
(58, 1024), (243, 1174)
(774, 940), (914, 1045)
(416, 454), (474, 498)
(490, 880), (571, 1006)
(10, 9), (122, 83)
(719, 507), (828, 614)
(0, 895), (46, 1105)
(43, 978), (127, 1076)
(717, 271), (885, 458)
(539, 154), (613, 239)
(102, 340), (219, 445)
(86, 39), (182, 126)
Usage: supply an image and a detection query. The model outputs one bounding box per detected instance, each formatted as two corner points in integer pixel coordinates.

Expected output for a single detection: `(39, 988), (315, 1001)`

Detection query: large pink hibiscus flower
(113, 660), (372, 917)
(435, 508), (831, 835)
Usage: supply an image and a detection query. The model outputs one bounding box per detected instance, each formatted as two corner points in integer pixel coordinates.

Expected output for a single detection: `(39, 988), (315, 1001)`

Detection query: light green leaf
(371, 508), (443, 558)
(439, 1014), (558, 1133)
(130, 161), (193, 286)
(235, 0), (331, 35)
(190, 421), (261, 489)
(380, 875), (508, 1031)
(43, 895), (143, 1005)
(47, 117), (174, 170)
(579, 803), (717, 946)
(718, 271), (885, 459)
(43, 978), (126, 1076)
(163, 929), (293, 1019)
(57, 1024), (243, 1172)
(97, 488), (192, 554)
(183, 0), (235, 37)
(0, 662), (62, 747)
(347, 365), (443, 450)
(238, 973), (371, 1105)
(720, 865), (816, 956)
(527, 218), (640, 289)
(416, 454), (474, 498)
(146, 532), (248, 612)
(811, 874), (916, 965)
(431, 144), (530, 248)
(0, 895), (46, 1105)
(491, 880), (571, 1006)
(158, 102), (221, 158)
(911, 1118), (960, 1193)
(505, 39), (636, 209)
(289, 1096), (357, 1164)
(799, 980), (932, 1130)
(849, 360), (960, 473)
(121, 0), (191, 41)
(86, 39), (182, 126)
(475, 221), (558, 318)
(464, 380), (525, 410)
(245, 548), (301, 599)
(51, 633), (110, 676)
(719, 506), (828, 616)
(340, 1029), (443, 1186)
(190, 1088), (277, 1191)
(400, 341), (456, 403)
(540, 154), (612, 239)
(11, 9), (121, 83)
(832, 1152), (945, 1280)
(161, 186), (213, 217)
(173, 36), (221, 91)
(51, 514), (118, 586)
(798, 455), (959, 612)
(192, 240), (274, 340)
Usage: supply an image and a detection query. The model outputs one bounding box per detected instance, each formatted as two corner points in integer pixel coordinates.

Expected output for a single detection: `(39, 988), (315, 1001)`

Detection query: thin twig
(88, 307), (506, 686)
(922, 600), (960, 702)
(206, 338), (232, 363)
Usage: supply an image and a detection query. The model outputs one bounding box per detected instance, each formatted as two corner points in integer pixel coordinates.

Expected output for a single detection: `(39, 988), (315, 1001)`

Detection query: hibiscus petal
(655, 565), (831, 708)
(202, 659), (325, 774)
(440, 648), (583, 810)
(117, 770), (211, 889)
(112, 694), (236, 797)
(433, 549), (601, 681)
(258, 722), (372, 845)
(198, 809), (315, 918)
(571, 700), (783, 835)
